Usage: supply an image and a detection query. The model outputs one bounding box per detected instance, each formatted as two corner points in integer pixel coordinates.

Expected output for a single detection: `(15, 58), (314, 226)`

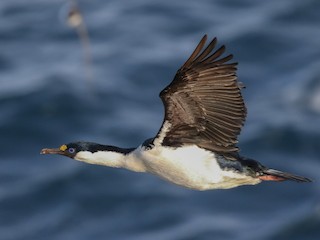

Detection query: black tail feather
(262, 169), (312, 183)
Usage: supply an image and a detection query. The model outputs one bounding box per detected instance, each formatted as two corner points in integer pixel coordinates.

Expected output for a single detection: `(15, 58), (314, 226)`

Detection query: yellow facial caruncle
(59, 144), (68, 151)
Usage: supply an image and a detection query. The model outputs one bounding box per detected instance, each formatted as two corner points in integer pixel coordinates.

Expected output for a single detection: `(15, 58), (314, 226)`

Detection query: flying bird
(41, 35), (311, 190)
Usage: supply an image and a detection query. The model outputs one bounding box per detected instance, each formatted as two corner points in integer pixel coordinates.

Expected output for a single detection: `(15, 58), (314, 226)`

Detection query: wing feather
(155, 35), (247, 156)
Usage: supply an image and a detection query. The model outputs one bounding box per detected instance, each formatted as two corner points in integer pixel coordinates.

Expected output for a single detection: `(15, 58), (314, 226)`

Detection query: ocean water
(0, 0), (319, 239)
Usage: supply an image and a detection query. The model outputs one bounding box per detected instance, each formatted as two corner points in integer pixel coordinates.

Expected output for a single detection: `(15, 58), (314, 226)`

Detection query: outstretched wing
(154, 35), (246, 156)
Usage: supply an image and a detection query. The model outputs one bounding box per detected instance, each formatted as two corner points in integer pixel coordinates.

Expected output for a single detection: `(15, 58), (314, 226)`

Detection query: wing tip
(182, 34), (209, 68)
(202, 34), (208, 42)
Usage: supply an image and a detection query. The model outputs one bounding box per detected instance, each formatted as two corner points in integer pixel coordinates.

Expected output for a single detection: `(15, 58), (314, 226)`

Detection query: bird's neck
(74, 150), (128, 168)
(73, 145), (146, 172)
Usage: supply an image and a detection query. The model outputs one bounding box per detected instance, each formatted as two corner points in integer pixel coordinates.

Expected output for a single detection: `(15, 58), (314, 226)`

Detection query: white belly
(129, 145), (260, 190)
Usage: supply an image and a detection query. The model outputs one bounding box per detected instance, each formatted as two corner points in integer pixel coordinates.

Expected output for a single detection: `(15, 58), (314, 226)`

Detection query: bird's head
(40, 142), (84, 159)
(41, 142), (134, 168)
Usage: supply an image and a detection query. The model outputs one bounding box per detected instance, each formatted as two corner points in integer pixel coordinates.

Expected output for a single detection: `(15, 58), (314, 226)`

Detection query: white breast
(127, 145), (259, 190)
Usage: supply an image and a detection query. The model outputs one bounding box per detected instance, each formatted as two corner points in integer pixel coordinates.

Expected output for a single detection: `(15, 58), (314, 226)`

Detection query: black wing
(155, 35), (246, 156)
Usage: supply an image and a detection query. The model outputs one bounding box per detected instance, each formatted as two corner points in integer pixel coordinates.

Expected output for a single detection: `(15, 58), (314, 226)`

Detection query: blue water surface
(0, 0), (319, 239)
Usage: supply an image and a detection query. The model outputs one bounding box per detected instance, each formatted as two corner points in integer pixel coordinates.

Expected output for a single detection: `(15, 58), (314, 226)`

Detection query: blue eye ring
(68, 148), (75, 154)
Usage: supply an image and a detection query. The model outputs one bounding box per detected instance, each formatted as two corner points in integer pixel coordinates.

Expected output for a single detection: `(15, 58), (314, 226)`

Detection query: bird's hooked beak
(40, 148), (64, 155)
(40, 144), (68, 155)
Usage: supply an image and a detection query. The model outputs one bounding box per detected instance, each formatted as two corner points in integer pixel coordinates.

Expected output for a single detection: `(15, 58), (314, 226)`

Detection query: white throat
(74, 149), (147, 172)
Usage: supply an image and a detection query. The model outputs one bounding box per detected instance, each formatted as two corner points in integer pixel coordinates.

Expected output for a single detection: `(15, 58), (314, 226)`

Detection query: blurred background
(0, 0), (319, 239)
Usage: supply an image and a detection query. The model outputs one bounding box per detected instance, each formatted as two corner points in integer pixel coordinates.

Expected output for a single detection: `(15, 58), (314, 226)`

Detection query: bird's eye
(68, 148), (75, 154)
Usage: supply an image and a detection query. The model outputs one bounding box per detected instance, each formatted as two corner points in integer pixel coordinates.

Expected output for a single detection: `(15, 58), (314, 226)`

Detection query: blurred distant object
(60, 0), (94, 85)
(66, 3), (83, 28)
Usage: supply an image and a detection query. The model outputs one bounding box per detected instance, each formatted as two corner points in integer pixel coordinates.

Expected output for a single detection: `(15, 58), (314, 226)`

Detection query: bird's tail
(259, 169), (312, 182)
